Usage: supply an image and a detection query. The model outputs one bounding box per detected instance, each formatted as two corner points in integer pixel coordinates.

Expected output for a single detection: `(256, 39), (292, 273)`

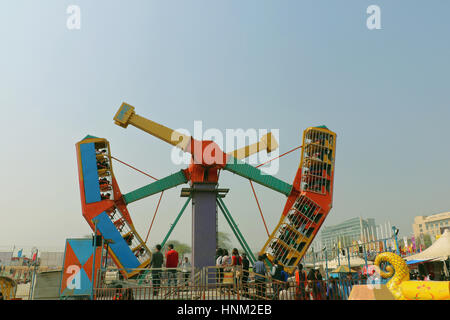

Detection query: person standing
(343, 272), (354, 299)
(180, 256), (191, 287)
(231, 248), (242, 266)
(165, 244), (179, 287)
(150, 244), (164, 296)
(231, 248), (242, 292)
(215, 248), (222, 262)
(270, 259), (283, 300)
(314, 269), (324, 300)
(241, 253), (250, 297)
(221, 249), (232, 293)
(221, 249), (231, 269)
(295, 263), (307, 300)
(327, 278), (340, 300)
(216, 248), (224, 287)
(307, 269), (318, 300)
(279, 266), (289, 299)
(254, 255), (267, 299)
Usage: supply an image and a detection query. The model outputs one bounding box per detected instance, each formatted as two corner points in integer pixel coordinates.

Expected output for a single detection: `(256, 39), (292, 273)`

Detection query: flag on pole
(411, 236), (416, 252)
(385, 222), (388, 238)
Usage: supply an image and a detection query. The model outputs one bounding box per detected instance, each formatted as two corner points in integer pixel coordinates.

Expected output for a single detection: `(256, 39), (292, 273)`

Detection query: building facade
(39, 252), (64, 269)
(412, 212), (450, 243)
(0, 252), (13, 266)
(320, 217), (376, 251)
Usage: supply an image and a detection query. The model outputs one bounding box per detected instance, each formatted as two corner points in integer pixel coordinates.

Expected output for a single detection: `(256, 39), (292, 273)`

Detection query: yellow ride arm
(114, 102), (278, 159)
(228, 132), (278, 160)
(114, 102), (191, 151)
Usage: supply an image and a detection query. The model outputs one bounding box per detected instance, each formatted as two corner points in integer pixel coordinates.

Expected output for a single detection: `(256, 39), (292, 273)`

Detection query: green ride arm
(123, 170), (188, 204)
(224, 156), (292, 196)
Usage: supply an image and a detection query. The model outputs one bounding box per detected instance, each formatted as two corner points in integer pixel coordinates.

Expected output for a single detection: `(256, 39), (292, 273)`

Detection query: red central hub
(183, 138), (229, 184)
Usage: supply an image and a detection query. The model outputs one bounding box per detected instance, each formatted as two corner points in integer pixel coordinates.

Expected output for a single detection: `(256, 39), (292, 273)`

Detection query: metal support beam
(347, 247), (351, 272)
(161, 197), (191, 248)
(90, 220), (98, 300)
(216, 200), (253, 265)
(217, 197), (256, 264)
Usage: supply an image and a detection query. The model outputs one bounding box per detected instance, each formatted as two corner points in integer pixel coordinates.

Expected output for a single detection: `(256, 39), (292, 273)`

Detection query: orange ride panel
(260, 126), (336, 274)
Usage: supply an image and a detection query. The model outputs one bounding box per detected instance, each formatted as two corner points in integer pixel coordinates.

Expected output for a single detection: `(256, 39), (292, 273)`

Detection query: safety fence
(0, 268), (34, 284)
(0, 276), (17, 300)
(93, 266), (365, 300)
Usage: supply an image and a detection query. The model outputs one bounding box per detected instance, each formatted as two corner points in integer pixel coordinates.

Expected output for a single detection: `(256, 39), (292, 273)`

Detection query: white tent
(405, 229), (450, 263)
(318, 255), (372, 270)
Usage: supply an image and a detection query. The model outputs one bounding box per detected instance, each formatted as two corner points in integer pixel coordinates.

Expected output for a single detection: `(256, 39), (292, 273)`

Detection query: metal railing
(93, 266), (363, 300)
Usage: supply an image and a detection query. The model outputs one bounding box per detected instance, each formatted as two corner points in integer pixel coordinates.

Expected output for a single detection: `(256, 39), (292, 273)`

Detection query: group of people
(270, 201), (323, 265)
(145, 243), (403, 300)
(255, 257), (326, 300)
(215, 248), (250, 296)
(95, 147), (112, 200)
(215, 250), (310, 300)
(97, 160), (109, 169)
(294, 266), (328, 300)
(100, 193), (111, 200)
(99, 177), (112, 192)
(149, 244), (191, 296)
(96, 152), (110, 170)
(302, 132), (334, 193)
(409, 270), (448, 281)
(253, 255), (312, 300)
(239, 253), (347, 300)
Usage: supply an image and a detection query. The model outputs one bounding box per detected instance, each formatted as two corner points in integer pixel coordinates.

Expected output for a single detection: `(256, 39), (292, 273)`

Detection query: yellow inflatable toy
(374, 252), (450, 300)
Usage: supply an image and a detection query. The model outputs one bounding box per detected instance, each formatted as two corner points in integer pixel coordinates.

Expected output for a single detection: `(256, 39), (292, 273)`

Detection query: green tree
(217, 231), (232, 250)
(422, 234), (432, 249)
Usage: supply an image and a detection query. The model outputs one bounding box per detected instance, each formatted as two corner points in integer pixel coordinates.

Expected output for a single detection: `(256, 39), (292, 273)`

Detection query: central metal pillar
(190, 183), (218, 271)
(180, 184), (228, 284)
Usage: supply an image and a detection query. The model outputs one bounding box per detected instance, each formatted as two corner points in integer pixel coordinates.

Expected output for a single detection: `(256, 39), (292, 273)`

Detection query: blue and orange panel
(60, 238), (102, 298)
(75, 136), (151, 278)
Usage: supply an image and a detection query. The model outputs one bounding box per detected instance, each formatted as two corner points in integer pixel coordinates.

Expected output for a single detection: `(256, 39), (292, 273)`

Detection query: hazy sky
(1, 1), (449, 255)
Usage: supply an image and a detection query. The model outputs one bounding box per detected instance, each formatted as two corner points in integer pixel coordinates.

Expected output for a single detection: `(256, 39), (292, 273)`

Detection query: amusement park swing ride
(75, 102), (336, 279)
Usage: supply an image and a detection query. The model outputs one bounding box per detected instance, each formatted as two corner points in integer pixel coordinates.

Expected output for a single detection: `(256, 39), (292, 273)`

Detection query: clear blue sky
(1, 1), (449, 253)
